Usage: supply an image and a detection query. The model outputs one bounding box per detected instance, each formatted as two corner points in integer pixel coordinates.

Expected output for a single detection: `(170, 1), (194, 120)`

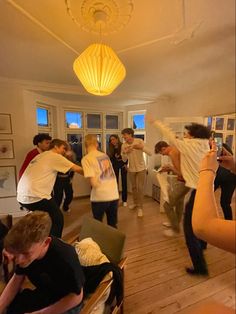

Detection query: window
(65, 112), (82, 129)
(37, 107), (49, 127)
(207, 113), (235, 151)
(106, 115), (119, 129)
(36, 104), (54, 136)
(67, 134), (83, 163)
(132, 114), (145, 130)
(134, 134), (145, 141)
(87, 114), (101, 129)
(128, 110), (146, 142)
(64, 110), (123, 159)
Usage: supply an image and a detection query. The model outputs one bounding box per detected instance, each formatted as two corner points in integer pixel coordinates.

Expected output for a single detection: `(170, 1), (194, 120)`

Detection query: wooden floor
(63, 193), (235, 314)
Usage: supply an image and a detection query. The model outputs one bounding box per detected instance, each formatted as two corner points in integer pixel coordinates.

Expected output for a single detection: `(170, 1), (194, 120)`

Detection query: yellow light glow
(73, 43), (126, 96)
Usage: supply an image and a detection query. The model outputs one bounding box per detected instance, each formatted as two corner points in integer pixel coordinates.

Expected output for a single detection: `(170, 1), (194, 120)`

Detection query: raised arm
(146, 115), (178, 146)
(192, 143), (236, 253)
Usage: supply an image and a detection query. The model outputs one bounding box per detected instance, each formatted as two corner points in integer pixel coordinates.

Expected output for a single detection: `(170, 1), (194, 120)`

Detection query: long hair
(108, 134), (122, 158)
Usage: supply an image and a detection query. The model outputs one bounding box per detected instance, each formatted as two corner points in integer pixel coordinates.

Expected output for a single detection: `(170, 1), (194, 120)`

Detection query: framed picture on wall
(0, 114), (12, 134)
(0, 166), (17, 198)
(0, 140), (14, 159)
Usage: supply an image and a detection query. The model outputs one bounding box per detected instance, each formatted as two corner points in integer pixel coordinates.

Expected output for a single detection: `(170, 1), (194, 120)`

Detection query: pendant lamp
(73, 43), (126, 96)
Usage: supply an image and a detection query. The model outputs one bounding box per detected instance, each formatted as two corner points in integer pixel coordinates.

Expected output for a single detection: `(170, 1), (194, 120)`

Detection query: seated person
(0, 211), (84, 314)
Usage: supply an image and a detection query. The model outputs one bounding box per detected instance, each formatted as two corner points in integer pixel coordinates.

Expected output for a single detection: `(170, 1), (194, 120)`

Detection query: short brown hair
(4, 211), (51, 253)
(49, 139), (68, 150)
(154, 141), (169, 154)
(121, 128), (134, 136)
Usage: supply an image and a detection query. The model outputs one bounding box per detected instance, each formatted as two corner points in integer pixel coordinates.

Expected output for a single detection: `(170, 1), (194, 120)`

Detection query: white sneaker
(162, 221), (171, 228)
(129, 204), (137, 210)
(123, 202), (127, 207)
(163, 229), (178, 237)
(137, 208), (143, 217)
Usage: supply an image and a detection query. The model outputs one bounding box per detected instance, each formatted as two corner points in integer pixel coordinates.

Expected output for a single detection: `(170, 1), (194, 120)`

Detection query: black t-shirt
(15, 237), (84, 300)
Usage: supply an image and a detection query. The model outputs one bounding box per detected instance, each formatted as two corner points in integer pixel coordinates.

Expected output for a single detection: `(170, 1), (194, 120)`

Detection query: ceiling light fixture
(66, 0), (133, 96)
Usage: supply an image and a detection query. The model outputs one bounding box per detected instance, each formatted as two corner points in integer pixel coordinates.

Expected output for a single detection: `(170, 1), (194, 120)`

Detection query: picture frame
(0, 140), (14, 159)
(0, 114), (12, 134)
(0, 166), (17, 198)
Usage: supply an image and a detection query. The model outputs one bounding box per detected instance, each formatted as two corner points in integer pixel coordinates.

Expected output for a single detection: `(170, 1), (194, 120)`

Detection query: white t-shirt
(121, 138), (152, 172)
(81, 150), (119, 202)
(153, 120), (210, 189)
(17, 151), (74, 204)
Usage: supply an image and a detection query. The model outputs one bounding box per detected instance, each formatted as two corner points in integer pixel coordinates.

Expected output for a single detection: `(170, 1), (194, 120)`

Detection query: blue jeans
(91, 200), (118, 228)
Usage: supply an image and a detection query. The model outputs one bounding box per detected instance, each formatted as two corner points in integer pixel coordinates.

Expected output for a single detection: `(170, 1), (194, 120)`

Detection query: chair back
(79, 216), (126, 264)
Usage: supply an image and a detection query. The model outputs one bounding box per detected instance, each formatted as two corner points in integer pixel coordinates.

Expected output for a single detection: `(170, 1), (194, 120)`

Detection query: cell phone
(214, 137), (223, 157)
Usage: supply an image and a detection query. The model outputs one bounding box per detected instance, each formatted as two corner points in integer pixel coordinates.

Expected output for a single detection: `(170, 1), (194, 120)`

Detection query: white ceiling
(0, 0), (235, 107)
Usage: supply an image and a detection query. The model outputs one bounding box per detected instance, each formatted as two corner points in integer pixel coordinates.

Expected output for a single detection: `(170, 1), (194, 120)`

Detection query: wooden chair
(78, 216), (127, 314)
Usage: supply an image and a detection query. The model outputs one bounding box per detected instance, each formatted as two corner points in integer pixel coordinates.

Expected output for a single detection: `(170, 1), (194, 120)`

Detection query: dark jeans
(183, 190), (208, 272)
(53, 177), (73, 211)
(7, 288), (82, 314)
(20, 198), (64, 238)
(91, 200), (119, 228)
(214, 166), (236, 220)
(113, 163), (127, 202)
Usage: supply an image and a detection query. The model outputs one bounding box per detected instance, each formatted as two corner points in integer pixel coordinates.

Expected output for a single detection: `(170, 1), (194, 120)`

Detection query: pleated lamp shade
(73, 43), (126, 96)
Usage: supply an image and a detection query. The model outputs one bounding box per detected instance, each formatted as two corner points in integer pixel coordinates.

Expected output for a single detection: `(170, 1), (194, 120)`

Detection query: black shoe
(185, 267), (208, 276)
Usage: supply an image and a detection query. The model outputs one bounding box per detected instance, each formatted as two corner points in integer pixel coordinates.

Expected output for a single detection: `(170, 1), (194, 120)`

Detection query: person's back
(83, 149), (119, 202)
(82, 134), (119, 228)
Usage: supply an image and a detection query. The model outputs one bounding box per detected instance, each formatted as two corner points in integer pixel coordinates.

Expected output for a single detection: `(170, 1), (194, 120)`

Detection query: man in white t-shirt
(81, 134), (119, 228)
(17, 139), (83, 237)
(148, 117), (211, 276)
(121, 128), (152, 218)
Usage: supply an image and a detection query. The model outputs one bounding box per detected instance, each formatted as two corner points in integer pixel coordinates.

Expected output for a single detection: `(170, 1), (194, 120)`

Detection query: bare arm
(146, 115), (178, 146)
(70, 164), (84, 175)
(26, 291), (83, 314)
(0, 273), (25, 313)
(192, 143), (236, 254)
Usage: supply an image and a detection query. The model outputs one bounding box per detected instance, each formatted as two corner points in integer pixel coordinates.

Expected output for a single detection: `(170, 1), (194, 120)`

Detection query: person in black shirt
(108, 134), (128, 207)
(0, 211), (84, 314)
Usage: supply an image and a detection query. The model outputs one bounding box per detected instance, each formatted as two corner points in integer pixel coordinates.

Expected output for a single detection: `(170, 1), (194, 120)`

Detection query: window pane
(67, 134), (83, 163)
(215, 117), (224, 130)
(133, 114), (145, 129)
(225, 134), (233, 149)
(106, 115), (118, 129)
(37, 108), (48, 127)
(87, 114), (101, 129)
(207, 117), (212, 127)
(227, 118), (235, 131)
(134, 134), (145, 141)
(65, 112), (82, 129)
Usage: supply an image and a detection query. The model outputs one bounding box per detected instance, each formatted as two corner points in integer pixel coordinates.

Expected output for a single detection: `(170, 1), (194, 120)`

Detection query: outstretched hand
(200, 141), (219, 174)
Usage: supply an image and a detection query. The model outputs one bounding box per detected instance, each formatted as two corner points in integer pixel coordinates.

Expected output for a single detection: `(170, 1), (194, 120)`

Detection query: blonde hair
(4, 211), (51, 253)
(84, 134), (98, 148)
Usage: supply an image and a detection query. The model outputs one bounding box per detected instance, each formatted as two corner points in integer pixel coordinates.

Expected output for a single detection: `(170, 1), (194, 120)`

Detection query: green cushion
(79, 216), (126, 264)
